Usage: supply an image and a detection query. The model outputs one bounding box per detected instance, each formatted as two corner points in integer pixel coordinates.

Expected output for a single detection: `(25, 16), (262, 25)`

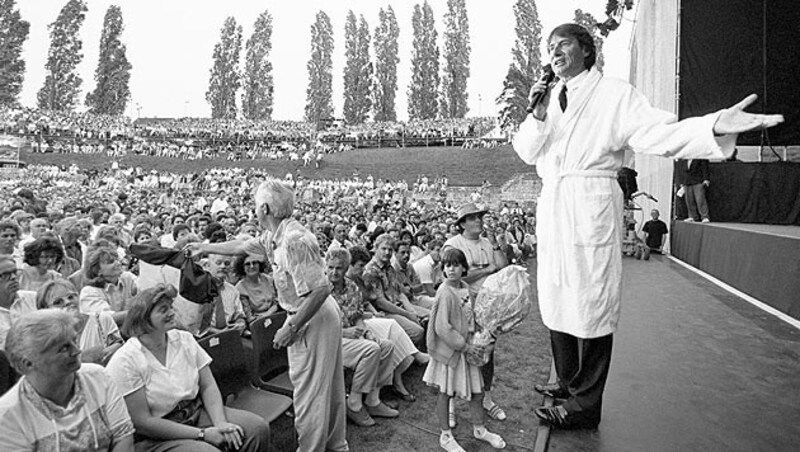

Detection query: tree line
(216, 0), (474, 125)
(0, 0), (619, 129)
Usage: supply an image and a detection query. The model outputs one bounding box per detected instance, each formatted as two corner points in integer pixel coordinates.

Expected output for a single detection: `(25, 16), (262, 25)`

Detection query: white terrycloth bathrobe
(513, 68), (735, 339)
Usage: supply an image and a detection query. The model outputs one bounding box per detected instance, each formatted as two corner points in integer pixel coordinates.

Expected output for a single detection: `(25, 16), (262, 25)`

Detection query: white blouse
(105, 329), (211, 418)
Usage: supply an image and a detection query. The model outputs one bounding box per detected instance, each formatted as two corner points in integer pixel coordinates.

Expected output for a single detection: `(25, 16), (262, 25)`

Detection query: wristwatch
(197, 428), (205, 441)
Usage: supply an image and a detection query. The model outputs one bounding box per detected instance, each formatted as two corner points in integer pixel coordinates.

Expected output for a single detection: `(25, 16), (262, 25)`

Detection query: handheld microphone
(526, 64), (555, 113)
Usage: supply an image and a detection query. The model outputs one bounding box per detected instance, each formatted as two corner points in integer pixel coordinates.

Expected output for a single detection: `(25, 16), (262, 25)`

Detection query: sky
(17, 0), (634, 121)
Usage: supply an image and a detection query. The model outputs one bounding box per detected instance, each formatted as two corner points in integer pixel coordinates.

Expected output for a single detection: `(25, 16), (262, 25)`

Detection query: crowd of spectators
(1, 107), (503, 164)
(0, 160), (535, 449)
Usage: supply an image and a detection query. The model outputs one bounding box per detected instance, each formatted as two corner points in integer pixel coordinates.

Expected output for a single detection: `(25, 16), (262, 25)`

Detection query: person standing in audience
(106, 285), (271, 452)
(186, 178), (348, 452)
(0, 309), (135, 451)
(443, 203), (509, 423)
(423, 248), (506, 452)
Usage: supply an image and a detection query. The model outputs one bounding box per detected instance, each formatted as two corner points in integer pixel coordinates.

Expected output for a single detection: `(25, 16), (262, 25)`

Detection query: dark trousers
(550, 330), (613, 426)
(684, 183), (709, 220)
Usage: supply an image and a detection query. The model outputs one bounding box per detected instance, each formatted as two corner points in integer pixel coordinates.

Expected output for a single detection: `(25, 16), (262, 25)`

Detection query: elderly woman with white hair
(187, 178), (348, 452)
(0, 309), (135, 451)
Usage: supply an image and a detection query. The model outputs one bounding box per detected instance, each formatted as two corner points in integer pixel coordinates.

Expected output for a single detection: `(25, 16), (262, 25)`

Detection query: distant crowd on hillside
(0, 107), (505, 163)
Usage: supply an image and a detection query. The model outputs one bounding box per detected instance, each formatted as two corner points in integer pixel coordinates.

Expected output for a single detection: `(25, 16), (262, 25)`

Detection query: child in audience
(423, 248), (505, 451)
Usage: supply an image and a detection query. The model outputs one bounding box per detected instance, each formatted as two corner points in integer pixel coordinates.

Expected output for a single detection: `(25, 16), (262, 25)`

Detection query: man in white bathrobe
(513, 23), (783, 429)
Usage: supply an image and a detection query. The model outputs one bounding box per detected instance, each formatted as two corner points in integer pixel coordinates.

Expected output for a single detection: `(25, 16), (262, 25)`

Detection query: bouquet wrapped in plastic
(466, 265), (533, 366)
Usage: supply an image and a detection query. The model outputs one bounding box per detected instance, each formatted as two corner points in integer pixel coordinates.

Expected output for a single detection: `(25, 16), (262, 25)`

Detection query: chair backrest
(197, 329), (249, 400)
(250, 311), (289, 380)
(0, 350), (19, 396)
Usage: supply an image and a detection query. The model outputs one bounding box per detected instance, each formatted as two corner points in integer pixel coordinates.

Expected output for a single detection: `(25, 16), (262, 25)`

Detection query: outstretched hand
(713, 94), (784, 135)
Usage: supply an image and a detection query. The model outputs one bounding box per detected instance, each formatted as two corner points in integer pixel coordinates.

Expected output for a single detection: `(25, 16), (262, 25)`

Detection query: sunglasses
(244, 261), (262, 267)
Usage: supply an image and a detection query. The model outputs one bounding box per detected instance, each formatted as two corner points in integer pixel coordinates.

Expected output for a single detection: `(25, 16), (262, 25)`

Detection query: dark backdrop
(679, 0), (800, 145)
(673, 161), (800, 225)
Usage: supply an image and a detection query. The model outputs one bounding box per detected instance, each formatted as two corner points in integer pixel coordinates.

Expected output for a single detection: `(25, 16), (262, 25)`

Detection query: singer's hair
(548, 23), (597, 70)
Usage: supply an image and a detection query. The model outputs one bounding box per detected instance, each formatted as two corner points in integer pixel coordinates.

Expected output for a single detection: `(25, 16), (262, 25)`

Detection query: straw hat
(455, 203), (487, 225)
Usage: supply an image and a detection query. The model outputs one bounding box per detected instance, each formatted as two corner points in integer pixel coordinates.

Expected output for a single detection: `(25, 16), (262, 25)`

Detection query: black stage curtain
(674, 162), (800, 225)
(679, 0), (800, 145)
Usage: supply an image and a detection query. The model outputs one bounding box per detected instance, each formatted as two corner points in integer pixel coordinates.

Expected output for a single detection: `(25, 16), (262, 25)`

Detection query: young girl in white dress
(423, 248), (505, 451)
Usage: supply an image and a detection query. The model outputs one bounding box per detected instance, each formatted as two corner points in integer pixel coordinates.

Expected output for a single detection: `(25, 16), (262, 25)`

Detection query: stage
(671, 221), (800, 321)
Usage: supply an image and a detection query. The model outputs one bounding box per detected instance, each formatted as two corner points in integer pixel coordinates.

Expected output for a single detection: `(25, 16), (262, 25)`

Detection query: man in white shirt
(412, 239), (443, 297)
(202, 254), (246, 336)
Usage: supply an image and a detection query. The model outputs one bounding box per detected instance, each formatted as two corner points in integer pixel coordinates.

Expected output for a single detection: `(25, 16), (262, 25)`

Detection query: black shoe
(534, 406), (599, 430)
(534, 382), (569, 399)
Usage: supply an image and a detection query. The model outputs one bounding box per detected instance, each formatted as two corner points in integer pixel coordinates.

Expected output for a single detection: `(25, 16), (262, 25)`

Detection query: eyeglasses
(0, 269), (19, 281)
(244, 261), (262, 267)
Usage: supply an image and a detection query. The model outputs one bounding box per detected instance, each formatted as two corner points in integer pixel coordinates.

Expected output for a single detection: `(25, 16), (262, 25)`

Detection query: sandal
(474, 427), (506, 449)
(391, 386), (416, 402)
(484, 401), (507, 421)
(534, 405), (568, 427)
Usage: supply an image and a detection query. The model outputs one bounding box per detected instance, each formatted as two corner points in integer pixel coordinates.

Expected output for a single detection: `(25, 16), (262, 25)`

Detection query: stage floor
(701, 222), (800, 239)
(548, 256), (800, 452)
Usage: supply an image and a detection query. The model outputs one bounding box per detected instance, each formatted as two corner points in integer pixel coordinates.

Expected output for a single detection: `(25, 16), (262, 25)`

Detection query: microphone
(526, 64), (556, 113)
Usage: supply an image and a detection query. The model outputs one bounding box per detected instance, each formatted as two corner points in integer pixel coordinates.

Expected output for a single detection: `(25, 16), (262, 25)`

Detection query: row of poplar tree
(0, 0), (130, 116)
(0, 0), (607, 129)
(210, 0), (473, 125)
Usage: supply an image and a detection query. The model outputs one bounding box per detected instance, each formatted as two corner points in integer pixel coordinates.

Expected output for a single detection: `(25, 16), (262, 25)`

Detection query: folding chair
(198, 329), (292, 424)
(1, 350), (19, 396)
(250, 311), (294, 397)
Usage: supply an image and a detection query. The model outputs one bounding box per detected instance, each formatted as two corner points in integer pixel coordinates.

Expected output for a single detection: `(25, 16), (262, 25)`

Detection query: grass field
(266, 261), (549, 452)
(20, 145), (530, 187)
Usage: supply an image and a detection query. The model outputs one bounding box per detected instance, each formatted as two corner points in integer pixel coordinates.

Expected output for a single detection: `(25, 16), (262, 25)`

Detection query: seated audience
(233, 252), (279, 322)
(362, 234), (425, 345)
(0, 309), (135, 451)
(80, 247), (137, 325)
(36, 279), (123, 365)
(325, 248), (398, 427)
(18, 236), (64, 291)
(106, 285), (271, 451)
